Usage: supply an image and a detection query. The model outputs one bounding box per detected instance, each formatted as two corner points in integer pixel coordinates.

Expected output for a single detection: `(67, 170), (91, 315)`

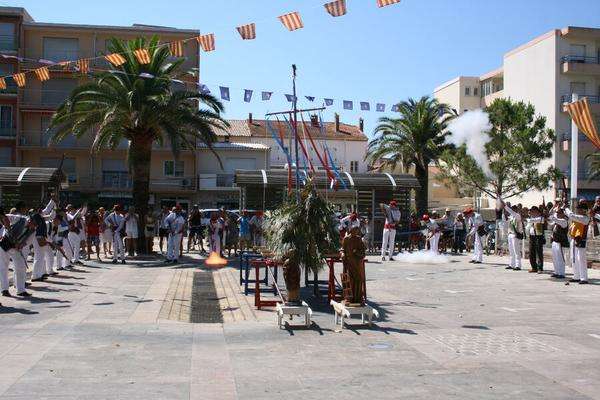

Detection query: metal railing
(151, 177), (196, 190)
(561, 55), (600, 64)
(561, 94), (600, 104)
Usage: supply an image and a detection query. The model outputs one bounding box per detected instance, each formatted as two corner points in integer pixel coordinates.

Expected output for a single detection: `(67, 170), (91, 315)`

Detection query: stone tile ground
(1, 252), (600, 399)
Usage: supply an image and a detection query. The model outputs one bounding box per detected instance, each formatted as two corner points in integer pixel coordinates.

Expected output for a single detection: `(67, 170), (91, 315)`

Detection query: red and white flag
(197, 34), (215, 52)
(133, 49), (151, 64)
(278, 12), (303, 31)
(377, 0), (401, 7)
(168, 41), (184, 57)
(12, 73), (25, 87)
(34, 66), (50, 82)
(324, 0), (347, 17)
(105, 53), (126, 66)
(237, 23), (256, 40)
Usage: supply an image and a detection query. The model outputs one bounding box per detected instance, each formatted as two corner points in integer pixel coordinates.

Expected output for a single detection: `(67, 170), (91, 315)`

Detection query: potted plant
(264, 179), (340, 304)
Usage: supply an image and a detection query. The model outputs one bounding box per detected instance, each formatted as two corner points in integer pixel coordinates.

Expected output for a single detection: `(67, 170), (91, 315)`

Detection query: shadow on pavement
(0, 306), (39, 314)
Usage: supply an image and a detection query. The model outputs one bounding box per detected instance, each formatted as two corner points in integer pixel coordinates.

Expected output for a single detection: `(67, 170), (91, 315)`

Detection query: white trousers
(572, 244), (588, 282)
(32, 240), (50, 279)
(210, 233), (221, 255)
(429, 232), (441, 254)
(507, 234), (522, 269)
(551, 241), (565, 277)
(7, 248), (27, 293)
(112, 233), (125, 261)
(0, 248), (9, 291)
(167, 233), (182, 261)
(473, 234), (483, 262)
(381, 228), (396, 258)
(68, 232), (80, 262)
(55, 242), (73, 270)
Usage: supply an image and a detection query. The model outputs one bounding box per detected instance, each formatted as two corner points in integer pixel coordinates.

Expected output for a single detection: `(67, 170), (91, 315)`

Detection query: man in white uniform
(165, 205), (185, 264)
(548, 203), (569, 279)
(51, 214), (72, 272)
(423, 214), (443, 254)
(340, 212), (361, 238)
(66, 205), (83, 264)
(565, 201), (590, 284)
(464, 207), (484, 264)
(105, 205), (126, 264)
(501, 199), (524, 271)
(380, 201), (401, 261)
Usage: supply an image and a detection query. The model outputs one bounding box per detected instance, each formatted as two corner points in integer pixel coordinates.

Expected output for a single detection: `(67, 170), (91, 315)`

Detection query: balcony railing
(561, 55), (600, 64)
(102, 171), (132, 189)
(561, 94), (600, 104)
(152, 177), (196, 190)
(0, 35), (17, 52)
(0, 127), (16, 138)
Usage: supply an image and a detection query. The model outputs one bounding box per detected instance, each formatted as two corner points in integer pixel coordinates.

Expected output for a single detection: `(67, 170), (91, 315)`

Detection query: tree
(437, 98), (561, 200)
(365, 96), (455, 214)
(264, 179), (339, 302)
(50, 36), (228, 252)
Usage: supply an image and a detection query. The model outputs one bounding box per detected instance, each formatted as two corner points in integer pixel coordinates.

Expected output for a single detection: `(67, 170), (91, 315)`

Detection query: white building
(434, 26), (600, 205)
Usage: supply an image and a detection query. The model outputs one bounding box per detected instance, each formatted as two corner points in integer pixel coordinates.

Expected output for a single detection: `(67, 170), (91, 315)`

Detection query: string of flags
(0, 0), (402, 113)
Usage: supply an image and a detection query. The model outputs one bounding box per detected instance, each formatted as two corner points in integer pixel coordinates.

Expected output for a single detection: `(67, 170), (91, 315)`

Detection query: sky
(5, 0), (600, 137)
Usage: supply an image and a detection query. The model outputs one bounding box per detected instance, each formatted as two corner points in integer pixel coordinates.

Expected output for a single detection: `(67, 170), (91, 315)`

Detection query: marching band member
(501, 199), (524, 271)
(31, 208), (51, 282)
(565, 201), (590, 284)
(66, 204), (83, 264)
(464, 207), (485, 264)
(165, 205), (185, 264)
(51, 214), (72, 272)
(422, 213), (442, 254)
(548, 203), (569, 279)
(380, 200), (401, 261)
(525, 206), (545, 273)
(0, 208), (10, 298)
(105, 205), (126, 264)
(340, 212), (361, 238)
(2, 202), (36, 297)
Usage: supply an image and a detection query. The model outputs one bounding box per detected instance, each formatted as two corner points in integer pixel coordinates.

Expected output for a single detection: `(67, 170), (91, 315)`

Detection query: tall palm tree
(50, 36), (228, 251)
(365, 96), (454, 215)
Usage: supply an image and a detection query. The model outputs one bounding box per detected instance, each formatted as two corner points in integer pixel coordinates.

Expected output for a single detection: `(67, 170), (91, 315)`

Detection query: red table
(251, 258), (284, 309)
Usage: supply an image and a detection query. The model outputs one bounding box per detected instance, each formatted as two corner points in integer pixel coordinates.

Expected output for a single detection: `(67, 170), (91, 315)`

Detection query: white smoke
(396, 250), (450, 264)
(446, 109), (493, 177)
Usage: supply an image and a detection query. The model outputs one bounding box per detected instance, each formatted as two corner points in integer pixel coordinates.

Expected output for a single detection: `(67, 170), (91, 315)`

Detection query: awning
(234, 169), (420, 190)
(0, 167), (63, 185)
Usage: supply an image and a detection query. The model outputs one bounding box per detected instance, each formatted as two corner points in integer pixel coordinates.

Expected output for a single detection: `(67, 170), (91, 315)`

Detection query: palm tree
(365, 96), (454, 215)
(50, 36), (228, 252)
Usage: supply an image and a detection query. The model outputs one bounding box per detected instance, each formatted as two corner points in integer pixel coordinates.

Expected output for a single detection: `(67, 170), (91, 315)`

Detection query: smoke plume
(397, 250), (450, 264)
(446, 109), (493, 177)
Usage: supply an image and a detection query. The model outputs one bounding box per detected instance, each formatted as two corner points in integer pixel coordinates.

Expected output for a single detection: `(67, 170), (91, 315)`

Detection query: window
(0, 105), (12, 137)
(164, 160), (185, 177)
(102, 159), (130, 189)
(42, 78), (78, 106)
(473, 87), (479, 97)
(41, 157), (77, 183)
(350, 161), (359, 173)
(569, 44), (586, 63)
(0, 147), (11, 167)
(43, 37), (79, 62)
(0, 23), (15, 51)
(464, 87), (471, 96)
(570, 82), (586, 96)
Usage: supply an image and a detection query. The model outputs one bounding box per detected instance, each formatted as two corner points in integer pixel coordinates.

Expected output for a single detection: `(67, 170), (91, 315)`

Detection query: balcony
(102, 171), (132, 189)
(198, 173), (236, 189)
(18, 131), (92, 148)
(0, 127), (16, 138)
(151, 177), (197, 191)
(561, 55), (600, 76)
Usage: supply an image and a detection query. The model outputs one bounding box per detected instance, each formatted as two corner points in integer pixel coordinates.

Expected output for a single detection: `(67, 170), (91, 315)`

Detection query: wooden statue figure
(283, 250), (301, 304)
(342, 226), (366, 305)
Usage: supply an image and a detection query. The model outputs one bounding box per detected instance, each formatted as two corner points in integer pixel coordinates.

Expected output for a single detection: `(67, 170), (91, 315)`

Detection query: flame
(205, 252), (228, 268)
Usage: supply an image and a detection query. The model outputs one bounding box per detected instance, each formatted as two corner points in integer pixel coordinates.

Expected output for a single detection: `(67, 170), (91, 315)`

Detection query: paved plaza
(1, 253), (600, 399)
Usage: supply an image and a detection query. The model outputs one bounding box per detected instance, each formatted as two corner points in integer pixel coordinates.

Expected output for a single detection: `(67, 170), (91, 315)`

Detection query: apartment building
(434, 26), (600, 204)
(0, 6), (201, 209)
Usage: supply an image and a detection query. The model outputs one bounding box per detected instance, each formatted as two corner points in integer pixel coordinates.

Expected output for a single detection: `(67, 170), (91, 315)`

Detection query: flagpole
(292, 64), (301, 203)
(571, 93), (579, 209)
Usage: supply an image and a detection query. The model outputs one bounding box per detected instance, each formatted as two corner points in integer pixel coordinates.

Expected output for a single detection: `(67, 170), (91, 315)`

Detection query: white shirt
(165, 212), (185, 235)
(340, 215), (361, 231)
(382, 205), (401, 226)
(548, 213), (568, 229)
(504, 206), (524, 234)
(525, 216), (544, 236)
(467, 213), (484, 235)
(104, 212), (125, 233)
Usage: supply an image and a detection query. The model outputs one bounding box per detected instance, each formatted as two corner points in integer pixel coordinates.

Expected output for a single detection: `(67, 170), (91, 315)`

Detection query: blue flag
(360, 102), (370, 111)
(391, 104), (400, 112)
(324, 98), (334, 106)
(244, 89), (253, 102)
(376, 103), (385, 112)
(305, 96), (315, 102)
(343, 100), (353, 110)
(219, 86), (230, 101)
(285, 94), (296, 102)
(199, 84), (211, 95)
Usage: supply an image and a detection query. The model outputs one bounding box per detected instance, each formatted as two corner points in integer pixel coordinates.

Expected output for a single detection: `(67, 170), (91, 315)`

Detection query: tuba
(0, 216), (34, 251)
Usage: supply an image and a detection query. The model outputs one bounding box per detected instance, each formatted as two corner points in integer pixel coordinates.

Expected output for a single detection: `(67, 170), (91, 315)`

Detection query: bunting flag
(219, 86), (230, 101)
(244, 89), (253, 102)
(34, 66), (50, 82)
(199, 84), (211, 95)
(237, 23), (256, 40)
(76, 59), (90, 74)
(360, 102), (370, 111)
(376, 103), (386, 112)
(566, 97), (600, 149)
(324, 98), (334, 106)
(12, 72), (25, 87)
(105, 53), (126, 66)
(168, 41), (184, 57)
(324, 0), (347, 17)
(285, 94), (296, 102)
(278, 12), (304, 31)
(197, 34), (216, 52)
(58, 61), (72, 71)
(133, 48), (151, 64)
(391, 104), (400, 112)
(305, 96), (315, 102)
(377, 0), (401, 7)
(343, 100), (353, 110)
(262, 91), (272, 101)
(0, 78), (6, 90)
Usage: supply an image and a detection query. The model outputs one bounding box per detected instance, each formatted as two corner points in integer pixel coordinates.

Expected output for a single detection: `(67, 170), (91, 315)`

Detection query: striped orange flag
(278, 12), (304, 31)
(324, 0), (347, 17)
(34, 66), (50, 82)
(0, 78), (6, 90)
(566, 97), (600, 149)
(133, 49), (151, 64)
(196, 34), (215, 52)
(12, 73), (25, 87)
(377, 0), (401, 7)
(168, 41), (184, 57)
(77, 59), (90, 74)
(236, 23), (256, 40)
(105, 53), (126, 66)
